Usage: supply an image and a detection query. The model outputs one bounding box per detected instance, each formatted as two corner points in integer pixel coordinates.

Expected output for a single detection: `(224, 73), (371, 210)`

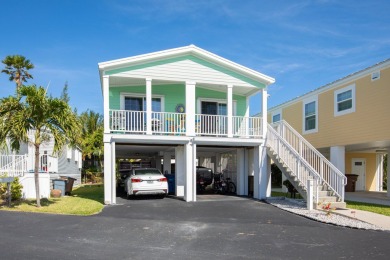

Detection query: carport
(105, 135), (270, 204)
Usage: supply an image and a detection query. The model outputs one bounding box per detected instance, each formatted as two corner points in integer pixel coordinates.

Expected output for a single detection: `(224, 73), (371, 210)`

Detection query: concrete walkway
(345, 191), (390, 206)
(338, 191), (390, 230)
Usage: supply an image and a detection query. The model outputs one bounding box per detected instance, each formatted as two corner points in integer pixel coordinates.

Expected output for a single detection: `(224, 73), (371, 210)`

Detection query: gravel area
(266, 197), (384, 231)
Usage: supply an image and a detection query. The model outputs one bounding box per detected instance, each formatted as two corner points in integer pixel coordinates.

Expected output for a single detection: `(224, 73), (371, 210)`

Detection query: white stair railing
(267, 125), (321, 203)
(270, 120), (347, 201)
(0, 154), (28, 177)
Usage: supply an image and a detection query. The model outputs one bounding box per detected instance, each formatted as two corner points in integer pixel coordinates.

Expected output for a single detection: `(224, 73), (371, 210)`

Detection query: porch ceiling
(109, 75), (258, 96)
(317, 140), (390, 156)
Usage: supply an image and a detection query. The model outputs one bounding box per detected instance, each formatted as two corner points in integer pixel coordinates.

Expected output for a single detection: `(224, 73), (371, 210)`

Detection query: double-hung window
(334, 84), (355, 116)
(271, 109), (282, 123)
(303, 96), (318, 134)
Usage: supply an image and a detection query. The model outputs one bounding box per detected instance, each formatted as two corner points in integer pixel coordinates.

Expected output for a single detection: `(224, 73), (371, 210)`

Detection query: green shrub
(0, 177), (23, 201)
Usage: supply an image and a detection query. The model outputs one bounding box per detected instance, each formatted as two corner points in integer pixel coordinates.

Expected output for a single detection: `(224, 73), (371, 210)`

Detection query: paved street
(1, 196), (389, 259)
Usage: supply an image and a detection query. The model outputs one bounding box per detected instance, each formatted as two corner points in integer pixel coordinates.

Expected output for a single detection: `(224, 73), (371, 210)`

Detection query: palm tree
(79, 110), (103, 170)
(1, 55), (34, 91)
(0, 85), (81, 207)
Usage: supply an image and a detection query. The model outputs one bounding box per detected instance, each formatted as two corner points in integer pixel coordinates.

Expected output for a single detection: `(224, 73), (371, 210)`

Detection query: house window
(371, 71), (380, 81)
(303, 96), (318, 134)
(124, 97), (162, 112)
(272, 113), (281, 123)
(334, 84), (355, 116)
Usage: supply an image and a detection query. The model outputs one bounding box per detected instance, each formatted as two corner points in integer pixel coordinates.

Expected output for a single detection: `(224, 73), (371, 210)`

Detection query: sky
(0, 0), (389, 115)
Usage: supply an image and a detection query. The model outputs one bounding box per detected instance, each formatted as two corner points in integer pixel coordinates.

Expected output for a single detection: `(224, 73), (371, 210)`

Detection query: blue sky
(0, 0), (389, 115)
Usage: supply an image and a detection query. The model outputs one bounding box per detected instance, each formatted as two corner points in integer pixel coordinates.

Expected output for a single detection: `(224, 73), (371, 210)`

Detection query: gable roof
(98, 45), (275, 87)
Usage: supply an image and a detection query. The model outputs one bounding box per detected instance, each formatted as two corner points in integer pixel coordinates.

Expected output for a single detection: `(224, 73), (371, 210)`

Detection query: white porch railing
(0, 154), (28, 177)
(269, 120), (347, 202)
(109, 109), (263, 138)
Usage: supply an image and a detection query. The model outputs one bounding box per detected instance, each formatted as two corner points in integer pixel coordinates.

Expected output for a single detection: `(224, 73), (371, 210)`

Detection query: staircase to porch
(266, 121), (347, 209)
(0, 154), (28, 177)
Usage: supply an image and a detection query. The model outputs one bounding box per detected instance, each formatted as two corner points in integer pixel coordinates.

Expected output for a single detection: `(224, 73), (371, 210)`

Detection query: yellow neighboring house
(268, 59), (390, 195)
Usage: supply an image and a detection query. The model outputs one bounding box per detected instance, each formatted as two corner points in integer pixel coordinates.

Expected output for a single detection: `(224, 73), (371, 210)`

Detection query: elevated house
(0, 131), (82, 198)
(268, 59), (390, 198)
(99, 45), (347, 208)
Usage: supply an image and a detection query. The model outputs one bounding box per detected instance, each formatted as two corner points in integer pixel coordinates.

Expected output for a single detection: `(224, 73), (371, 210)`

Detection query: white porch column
(245, 96), (250, 137)
(186, 81), (196, 136)
(146, 78), (152, 135)
(227, 84), (233, 138)
(259, 145), (271, 199)
(175, 146), (185, 197)
(163, 152), (172, 174)
(103, 75), (110, 134)
(184, 140), (196, 202)
(261, 88), (268, 138)
(236, 148), (246, 196)
(330, 146), (345, 174)
(376, 153), (384, 191)
(104, 141), (112, 204)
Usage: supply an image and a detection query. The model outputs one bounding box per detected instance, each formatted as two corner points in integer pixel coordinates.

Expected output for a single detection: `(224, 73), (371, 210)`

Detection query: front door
(352, 158), (366, 191)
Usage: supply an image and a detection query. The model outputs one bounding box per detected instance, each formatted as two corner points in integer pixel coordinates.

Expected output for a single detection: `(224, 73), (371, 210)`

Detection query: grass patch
(0, 184), (104, 216)
(346, 201), (390, 217)
(271, 191), (302, 199)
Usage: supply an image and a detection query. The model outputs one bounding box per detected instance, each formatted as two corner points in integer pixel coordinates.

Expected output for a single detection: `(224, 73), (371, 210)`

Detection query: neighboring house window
(303, 96), (318, 134)
(272, 113), (281, 123)
(334, 84), (355, 116)
(371, 71), (380, 81)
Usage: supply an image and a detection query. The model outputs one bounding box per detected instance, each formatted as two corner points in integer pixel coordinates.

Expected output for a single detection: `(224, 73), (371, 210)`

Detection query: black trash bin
(345, 174), (359, 192)
(60, 176), (77, 195)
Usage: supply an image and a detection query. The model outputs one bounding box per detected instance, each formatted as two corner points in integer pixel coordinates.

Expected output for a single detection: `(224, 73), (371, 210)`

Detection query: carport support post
(104, 141), (116, 204)
(259, 145), (271, 199)
(254, 145), (271, 199)
(163, 153), (171, 174)
(236, 148), (247, 196)
(175, 146), (185, 197)
(184, 140), (196, 202)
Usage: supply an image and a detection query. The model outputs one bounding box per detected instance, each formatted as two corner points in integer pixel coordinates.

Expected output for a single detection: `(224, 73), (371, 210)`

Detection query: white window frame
(271, 109), (282, 123)
(120, 92), (165, 112)
(302, 96), (318, 134)
(197, 98), (237, 115)
(371, 71), (380, 81)
(334, 84), (355, 117)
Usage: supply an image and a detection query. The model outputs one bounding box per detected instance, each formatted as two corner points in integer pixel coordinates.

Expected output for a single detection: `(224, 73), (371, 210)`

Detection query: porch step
(315, 201), (347, 209)
(318, 196), (338, 203)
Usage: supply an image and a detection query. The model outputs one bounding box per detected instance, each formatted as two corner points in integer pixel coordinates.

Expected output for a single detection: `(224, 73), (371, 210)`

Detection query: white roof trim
(269, 58), (390, 112)
(98, 45), (275, 85)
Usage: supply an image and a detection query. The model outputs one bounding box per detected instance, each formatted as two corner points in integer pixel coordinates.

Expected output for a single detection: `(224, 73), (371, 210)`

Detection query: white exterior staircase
(266, 121), (347, 209)
(0, 155), (28, 177)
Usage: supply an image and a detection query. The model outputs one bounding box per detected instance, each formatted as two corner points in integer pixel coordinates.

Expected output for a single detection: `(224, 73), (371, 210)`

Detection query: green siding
(109, 84), (185, 111)
(109, 85), (247, 116)
(105, 55), (265, 88)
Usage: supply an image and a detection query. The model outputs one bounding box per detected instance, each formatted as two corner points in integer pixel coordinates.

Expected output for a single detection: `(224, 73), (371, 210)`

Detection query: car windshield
(134, 169), (161, 175)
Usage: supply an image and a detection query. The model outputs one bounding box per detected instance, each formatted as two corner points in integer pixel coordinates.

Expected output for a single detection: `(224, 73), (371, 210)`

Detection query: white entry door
(352, 158), (366, 191)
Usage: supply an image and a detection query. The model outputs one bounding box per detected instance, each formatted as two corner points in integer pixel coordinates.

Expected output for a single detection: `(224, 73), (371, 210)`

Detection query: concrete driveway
(1, 196), (389, 259)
